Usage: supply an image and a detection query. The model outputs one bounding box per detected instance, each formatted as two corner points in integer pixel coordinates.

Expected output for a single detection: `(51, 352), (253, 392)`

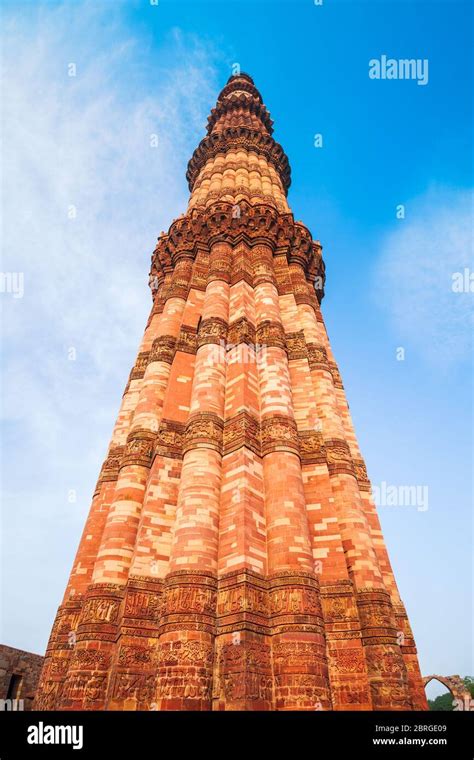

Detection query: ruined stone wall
(0, 644), (44, 710)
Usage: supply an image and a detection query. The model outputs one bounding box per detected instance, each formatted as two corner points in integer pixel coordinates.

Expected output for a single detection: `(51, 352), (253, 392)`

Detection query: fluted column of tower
(36, 73), (427, 711)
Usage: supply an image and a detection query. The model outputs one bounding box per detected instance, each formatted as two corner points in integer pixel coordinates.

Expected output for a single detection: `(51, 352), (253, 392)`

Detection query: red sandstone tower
(36, 73), (427, 711)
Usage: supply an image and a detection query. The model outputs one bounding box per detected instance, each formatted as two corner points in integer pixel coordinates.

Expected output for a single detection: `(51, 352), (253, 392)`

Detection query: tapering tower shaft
(36, 73), (427, 711)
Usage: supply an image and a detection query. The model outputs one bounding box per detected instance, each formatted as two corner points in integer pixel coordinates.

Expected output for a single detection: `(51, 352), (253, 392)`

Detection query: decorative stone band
(151, 288), (167, 316)
(67, 647), (113, 679)
(122, 429), (157, 468)
(285, 330), (307, 360)
(43, 599), (83, 657)
(320, 579), (362, 642)
(307, 343), (330, 372)
(35, 673), (68, 710)
(150, 335), (177, 364)
(356, 588), (399, 645)
(215, 567), (330, 709)
(197, 316), (228, 348)
(261, 415), (299, 457)
(213, 638), (273, 707)
(157, 573), (216, 707)
(329, 361), (344, 389)
(159, 570), (218, 635)
(150, 408), (341, 466)
(60, 670), (110, 710)
(223, 411), (261, 457)
(325, 438), (356, 477)
(150, 201), (325, 299)
(186, 128), (291, 193)
(166, 278), (190, 301)
(356, 588), (413, 709)
(217, 569), (270, 635)
(167, 316), (321, 367)
(269, 571), (325, 635)
(76, 583), (125, 643)
(35, 602), (82, 706)
(353, 458), (372, 491)
(299, 430), (326, 465)
(96, 445), (125, 486)
(292, 277), (315, 307)
(120, 575), (163, 637)
(227, 316), (256, 347)
(319, 583), (371, 711)
(272, 640), (329, 672)
(156, 641), (214, 687)
(195, 188), (281, 215)
(270, 572), (331, 710)
(115, 642), (157, 673)
(130, 351), (150, 380)
(273, 646), (332, 710)
(154, 419), (186, 460)
(123, 336), (180, 396)
(112, 407), (364, 483)
(176, 325), (198, 354)
(183, 412), (224, 455)
(255, 319), (286, 349)
(109, 667), (157, 707)
(54, 584), (126, 709)
(215, 570), (327, 635)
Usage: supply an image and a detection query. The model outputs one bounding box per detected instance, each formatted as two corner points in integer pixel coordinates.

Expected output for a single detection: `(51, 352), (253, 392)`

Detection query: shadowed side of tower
(36, 73), (427, 711)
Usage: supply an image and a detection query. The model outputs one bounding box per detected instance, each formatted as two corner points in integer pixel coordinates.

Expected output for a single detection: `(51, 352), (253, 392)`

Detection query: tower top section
(186, 72), (291, 195)
(207, 73), (271, 135)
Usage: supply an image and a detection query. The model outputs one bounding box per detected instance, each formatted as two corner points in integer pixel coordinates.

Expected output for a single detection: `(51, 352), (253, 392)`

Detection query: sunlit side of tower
(36, 73), (427, 711)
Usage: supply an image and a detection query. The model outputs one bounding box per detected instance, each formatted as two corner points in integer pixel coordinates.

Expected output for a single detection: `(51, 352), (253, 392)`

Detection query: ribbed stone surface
(36, 73), (427, 712)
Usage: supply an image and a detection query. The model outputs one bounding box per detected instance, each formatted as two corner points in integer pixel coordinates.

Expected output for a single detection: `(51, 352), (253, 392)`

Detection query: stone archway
(423, 675), (472, 710)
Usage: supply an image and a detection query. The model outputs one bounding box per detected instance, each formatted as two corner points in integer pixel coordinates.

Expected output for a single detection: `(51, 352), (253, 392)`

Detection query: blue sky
(1, 0), (472, 700)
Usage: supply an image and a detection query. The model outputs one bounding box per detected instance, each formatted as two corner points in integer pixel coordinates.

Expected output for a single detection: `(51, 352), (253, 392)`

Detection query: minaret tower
(36, 73), (427, 711)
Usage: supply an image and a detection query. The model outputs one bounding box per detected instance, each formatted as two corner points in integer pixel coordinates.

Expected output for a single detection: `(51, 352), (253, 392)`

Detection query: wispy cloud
(372, 187), (473, 366)
(0, 1), (220, 650)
